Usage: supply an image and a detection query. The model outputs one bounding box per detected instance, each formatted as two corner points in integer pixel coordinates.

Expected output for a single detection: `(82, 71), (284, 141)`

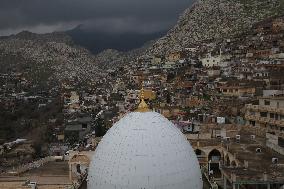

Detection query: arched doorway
(208, 149), (222, 178)
(208, 149), (221, 162)
(231, 160), (237, 168)
(224, 154), (230, 167)
(195, 149), (206, 156)
(195, 149), (206, 164)
(195, 149), (202, 156)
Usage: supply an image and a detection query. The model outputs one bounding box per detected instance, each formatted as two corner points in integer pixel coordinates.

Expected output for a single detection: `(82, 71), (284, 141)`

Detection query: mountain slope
(94, 40), (155, 69)
(0, 31), (102, 85)
(148, 0), (284, 55)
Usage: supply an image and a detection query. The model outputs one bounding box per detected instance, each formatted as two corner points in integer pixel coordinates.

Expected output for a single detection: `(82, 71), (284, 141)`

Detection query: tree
(95, 118), (106, 137)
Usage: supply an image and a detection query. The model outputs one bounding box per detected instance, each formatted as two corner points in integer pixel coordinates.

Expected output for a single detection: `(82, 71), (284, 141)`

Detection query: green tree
(95, 118), (106, 137)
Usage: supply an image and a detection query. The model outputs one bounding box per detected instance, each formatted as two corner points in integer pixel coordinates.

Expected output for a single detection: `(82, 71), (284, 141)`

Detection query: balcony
(245, 114), (284, 127)
(246, 104), (284, 115)
(276, 120), (284, 127)
(245, 115), (258, 120)
(245, 104), (259, 111)
(259, 117), (269, 123)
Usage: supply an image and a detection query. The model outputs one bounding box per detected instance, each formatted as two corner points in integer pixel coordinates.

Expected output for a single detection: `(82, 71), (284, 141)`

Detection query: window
(250, 121), (256, 126)
(249, 111), (256, 115)
(82, 124), (88, 129)
(260, 112), (268, 117)
(279, 138), (284, 148)
(264, 100), (270, 105)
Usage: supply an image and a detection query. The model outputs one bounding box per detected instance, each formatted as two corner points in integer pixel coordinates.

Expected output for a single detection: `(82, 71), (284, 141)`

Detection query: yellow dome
(136, 87), (150, 112)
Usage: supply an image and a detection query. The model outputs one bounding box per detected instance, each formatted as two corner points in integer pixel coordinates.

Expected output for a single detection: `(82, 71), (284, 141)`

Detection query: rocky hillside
(94, 49), (130, 69)
(94, 40), (155, 69)
(5, 31), (74, 45)
(0, 31), (102, 84)
(148, 0), (284, 55)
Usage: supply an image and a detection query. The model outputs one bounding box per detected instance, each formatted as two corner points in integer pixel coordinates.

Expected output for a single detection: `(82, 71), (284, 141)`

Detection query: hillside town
(0, 6), (284, 189)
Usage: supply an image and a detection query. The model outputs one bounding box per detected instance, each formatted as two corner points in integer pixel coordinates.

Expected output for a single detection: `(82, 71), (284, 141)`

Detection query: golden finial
(136, 85), (150, 112)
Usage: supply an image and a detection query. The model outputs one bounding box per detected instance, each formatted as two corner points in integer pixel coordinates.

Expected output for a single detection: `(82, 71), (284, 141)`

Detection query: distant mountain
(0, 31), (102, 85)
(94, 40), (155, 69)
(147, 0), (284, 55)
(66, 25), (166, 54)
(8, 31), (74, 45)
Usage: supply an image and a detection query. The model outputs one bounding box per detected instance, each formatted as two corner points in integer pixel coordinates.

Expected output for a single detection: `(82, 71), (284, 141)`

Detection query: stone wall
(7, 156), (60, 175)
(266, 133), (284, 155)
(241, 125), (266, 137)
(186, 133), (212, 140)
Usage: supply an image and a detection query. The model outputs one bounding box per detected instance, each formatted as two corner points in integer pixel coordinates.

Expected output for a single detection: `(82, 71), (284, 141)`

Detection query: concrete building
(188, 124), (284, 189)
(220, 86), (256, 97)
(201, 53), (221, 68)
(167, 51), (187, 62)
(245, 96), (284, 156)
(70, 91), (80, 104)
(151, 56), (162, 64)
(65, 116), (93, 141)
(245, 96), (284, 135)
(207, 69), (221, 77)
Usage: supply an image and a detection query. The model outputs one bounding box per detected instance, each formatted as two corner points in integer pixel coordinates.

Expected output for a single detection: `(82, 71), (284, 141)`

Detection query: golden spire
(136, 86), (150, 112)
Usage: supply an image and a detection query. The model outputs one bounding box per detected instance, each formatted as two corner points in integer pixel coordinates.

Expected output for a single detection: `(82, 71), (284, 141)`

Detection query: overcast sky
(0, 0), (194, 36)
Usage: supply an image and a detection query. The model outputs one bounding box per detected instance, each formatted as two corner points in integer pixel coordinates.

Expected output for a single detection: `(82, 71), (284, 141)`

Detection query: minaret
(136, 86), (150, 112)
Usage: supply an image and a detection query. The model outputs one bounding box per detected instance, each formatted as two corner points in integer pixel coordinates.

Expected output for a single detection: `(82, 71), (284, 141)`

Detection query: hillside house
(220, 85), (256, 97)
(167, 51), (187, 62)
(201, 53), (221, 68)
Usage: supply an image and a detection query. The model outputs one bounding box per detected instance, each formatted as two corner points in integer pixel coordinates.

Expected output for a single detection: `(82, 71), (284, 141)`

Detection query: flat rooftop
(223, 133), (284, 183)
(188, 130), (284, 183)
(0, 161), (72, 189)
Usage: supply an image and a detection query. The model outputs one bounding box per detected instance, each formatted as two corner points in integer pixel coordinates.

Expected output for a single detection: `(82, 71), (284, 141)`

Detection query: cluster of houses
(97, 16), (284, 188)
(0, 15), (284, 188)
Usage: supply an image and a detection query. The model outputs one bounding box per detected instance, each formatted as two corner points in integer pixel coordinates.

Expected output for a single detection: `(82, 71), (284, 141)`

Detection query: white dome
(88, 112), (203, 189)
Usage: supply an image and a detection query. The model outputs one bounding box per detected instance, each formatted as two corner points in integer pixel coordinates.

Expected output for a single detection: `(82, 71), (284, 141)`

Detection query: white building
(70, 91), (80, 104)
(200, 53), (221, 68)
(88, 98), (203, 189)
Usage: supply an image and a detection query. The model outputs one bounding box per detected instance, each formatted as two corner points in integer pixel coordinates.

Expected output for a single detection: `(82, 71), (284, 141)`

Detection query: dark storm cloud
(0, 0), (194, 35)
